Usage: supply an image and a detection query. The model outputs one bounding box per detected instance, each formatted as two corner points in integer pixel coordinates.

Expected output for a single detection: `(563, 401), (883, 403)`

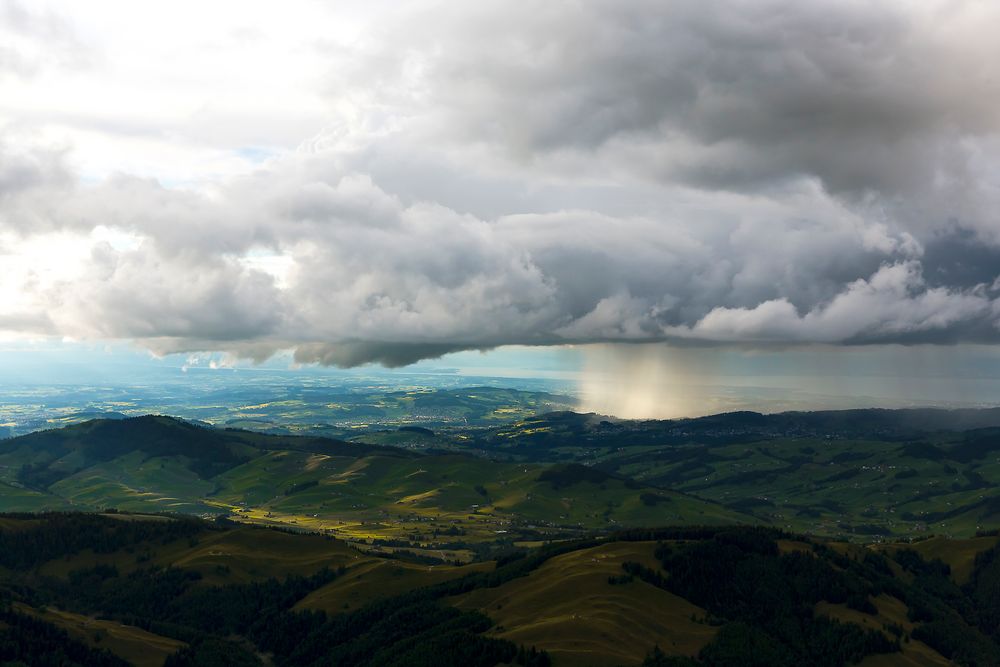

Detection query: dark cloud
(922, 227), (1000, 290)
(1, 1), (999, 365)
(293, 341), (476, 368)
(393, 1), (1000, 200)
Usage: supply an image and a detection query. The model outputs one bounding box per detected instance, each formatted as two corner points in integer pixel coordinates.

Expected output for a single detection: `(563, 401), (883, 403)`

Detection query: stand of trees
(634, 527), (1000, 667)
(0, 512), (207, 569)
(0, 514), (554, 667)
(22, 515), (1000, 666)
(0, 603), (127, 667)
(625, 528), (897, 667)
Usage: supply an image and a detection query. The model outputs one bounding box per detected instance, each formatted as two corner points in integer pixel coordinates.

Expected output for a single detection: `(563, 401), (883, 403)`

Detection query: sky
(2, 1), (1000, 416)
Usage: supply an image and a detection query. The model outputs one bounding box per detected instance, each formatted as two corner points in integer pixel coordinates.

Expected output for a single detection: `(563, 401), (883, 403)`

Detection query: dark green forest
(0, 513), (558, 667)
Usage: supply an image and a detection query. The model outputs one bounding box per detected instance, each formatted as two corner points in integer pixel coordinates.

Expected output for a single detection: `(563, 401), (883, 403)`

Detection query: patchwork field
(443, 410), (1000, 540)
(0, 416), (747, 554)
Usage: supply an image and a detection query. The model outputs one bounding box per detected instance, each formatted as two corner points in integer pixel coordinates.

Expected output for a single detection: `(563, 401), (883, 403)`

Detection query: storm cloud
(1, 0), (999, 365)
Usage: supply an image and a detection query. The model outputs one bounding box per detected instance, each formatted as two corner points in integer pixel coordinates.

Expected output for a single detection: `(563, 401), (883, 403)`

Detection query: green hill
(0, 417), (744, 550)
(451, 410), (1000, 540)
(7, 409), (1000, 545)
(5, 515), (1000, 666)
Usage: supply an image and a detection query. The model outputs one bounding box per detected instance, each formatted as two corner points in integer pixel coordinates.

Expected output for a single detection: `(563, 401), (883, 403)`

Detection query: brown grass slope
(451, 541), (717, 667)
(14, 602), (185, 667)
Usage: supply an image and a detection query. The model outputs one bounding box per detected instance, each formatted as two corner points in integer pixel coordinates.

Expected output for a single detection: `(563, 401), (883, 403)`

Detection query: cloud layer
(2, 0), (1000, 365)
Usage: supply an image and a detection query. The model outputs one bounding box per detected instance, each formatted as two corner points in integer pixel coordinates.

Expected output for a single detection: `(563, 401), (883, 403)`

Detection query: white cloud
(1, 1), (999, 366)
(688, 262), (993, 343)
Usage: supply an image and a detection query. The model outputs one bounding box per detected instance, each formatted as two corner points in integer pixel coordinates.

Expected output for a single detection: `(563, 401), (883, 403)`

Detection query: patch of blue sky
(234, 146), (278, 164)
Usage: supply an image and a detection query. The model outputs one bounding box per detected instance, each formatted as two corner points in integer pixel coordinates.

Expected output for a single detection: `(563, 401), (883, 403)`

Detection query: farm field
(7, 408), (1000, 548)
(0, 415), (746, 554)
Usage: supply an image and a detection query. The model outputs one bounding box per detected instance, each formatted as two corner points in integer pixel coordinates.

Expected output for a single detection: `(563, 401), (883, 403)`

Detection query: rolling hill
(6, 408), (1000, 545)
(439, 409), (1000, 540)
(0, 416), (745, 551)
(4, 514), (1000, 666)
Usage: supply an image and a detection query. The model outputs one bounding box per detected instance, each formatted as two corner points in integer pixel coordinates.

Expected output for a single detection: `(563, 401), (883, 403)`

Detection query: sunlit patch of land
(450, 541), (718, 666)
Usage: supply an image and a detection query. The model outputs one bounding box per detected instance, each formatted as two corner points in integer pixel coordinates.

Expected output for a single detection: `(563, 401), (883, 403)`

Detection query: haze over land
(5, 341), (1000, 423)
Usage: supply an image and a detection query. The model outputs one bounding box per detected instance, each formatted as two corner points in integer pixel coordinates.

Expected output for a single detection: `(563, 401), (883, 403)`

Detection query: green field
(433, 410), (1000, 540)
(6, 408), (1000, 554)
(0, 416), (746, 552)
(0, 383), (578, 438)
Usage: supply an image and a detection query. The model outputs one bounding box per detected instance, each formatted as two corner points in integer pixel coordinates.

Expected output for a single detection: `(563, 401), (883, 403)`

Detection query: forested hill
(502, 406), (1000, 443)
(0, 415), (744, 548)
(7, 409), (1000, 546)
(409, 407), (1000, 540)
(2, 414), (412, 498)
(3, 514), (1000, 666)
(687, 407), (1000, 436)
(7, 414), (402, 463)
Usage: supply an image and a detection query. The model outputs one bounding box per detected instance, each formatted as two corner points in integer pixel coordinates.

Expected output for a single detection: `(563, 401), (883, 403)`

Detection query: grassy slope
(49, 451), (217, 513)
(37, 523), (362, 584)
(211, 450), (748, 545)
(816, 595), (950, 667)
(463, 412), (1000, 540)
(14, 602), (185, 667)
(163, 525), (362, 584)
(596, 436), (1000, 539)
(874, 534), (1000, 585)
(296, 559), (493, 613)
(451, 541), (718, 667)
(17, 414), (1000, 545)
(0, 480), (67, 511)
(5, 513), (1000, 667)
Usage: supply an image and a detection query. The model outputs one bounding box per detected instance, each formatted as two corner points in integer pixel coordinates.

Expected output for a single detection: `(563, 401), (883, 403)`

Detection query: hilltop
(0, 416), (743, 554)
(416, 407), (1000, 540)
(6, 407), (1000, 547)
